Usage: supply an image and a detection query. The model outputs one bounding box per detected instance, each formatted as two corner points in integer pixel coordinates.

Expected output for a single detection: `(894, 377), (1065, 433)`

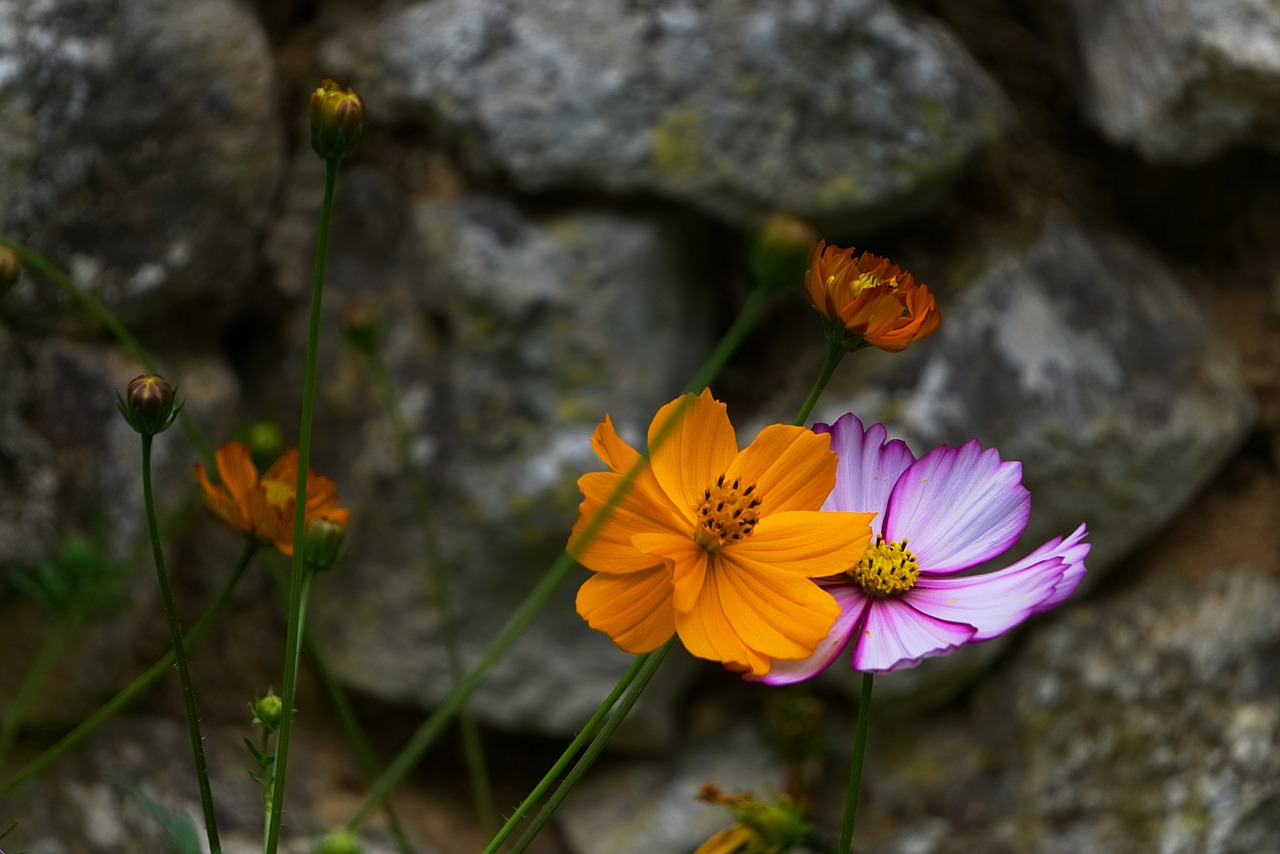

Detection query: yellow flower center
(263, 477), (296, 510)
(693, 473), (761, 554)
(849, 535), (919, 597)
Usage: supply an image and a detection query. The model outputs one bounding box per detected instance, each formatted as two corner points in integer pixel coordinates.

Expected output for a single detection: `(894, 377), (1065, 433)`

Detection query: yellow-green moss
(650, 105), (705, 179)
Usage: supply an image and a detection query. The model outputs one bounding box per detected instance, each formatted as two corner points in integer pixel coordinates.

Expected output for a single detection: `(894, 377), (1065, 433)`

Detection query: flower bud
(749, 214), (816, 295)
(250, 689), (286, 732)
(314, 830), (362, 854)
(0, 244), (21, 299)
(118, 373), (180, 436)
(302, 512), (347, 570)
(310, 79), (366, 162)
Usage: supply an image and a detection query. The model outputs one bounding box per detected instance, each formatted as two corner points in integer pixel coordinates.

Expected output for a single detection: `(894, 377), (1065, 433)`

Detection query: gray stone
(0, 0), (283, 326)
(1062, 0), (1280, 162)
(0, 340), (239, 729)
(559, 724), (783, 854)
(814, 219), (1255, 590)
(802, 220), (1254, 707)
(341, 0), (1008, 229)
(306, 195), (714, 742)
(970, 569), (1280, 853)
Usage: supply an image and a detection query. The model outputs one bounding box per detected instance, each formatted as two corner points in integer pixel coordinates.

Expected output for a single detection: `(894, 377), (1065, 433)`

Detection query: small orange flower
(195, 441), (350, 556)
(804, 241), (940, 352)
(568, 389), (873, 677)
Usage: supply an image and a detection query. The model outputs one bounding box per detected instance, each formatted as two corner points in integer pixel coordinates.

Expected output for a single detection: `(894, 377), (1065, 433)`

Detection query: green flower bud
(0, 244), (21, 299)
(302, 513), (347, 570)
(748, 214), (816, 295)
(118, 374), (181, 436)
(250, 689), (286, 732)
(314, 830), (362, 854)
(310, 79), (366, 162)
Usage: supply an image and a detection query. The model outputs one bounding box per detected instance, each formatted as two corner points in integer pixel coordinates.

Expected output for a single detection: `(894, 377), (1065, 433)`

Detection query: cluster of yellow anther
(849, 534), (920, 597)
(693, 473), (762, 553)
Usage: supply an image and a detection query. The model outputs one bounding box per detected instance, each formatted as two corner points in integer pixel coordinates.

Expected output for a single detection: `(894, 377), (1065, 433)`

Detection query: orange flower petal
(712, 555), (841, 660)
(727, 425), (837, 513)
(633, 531), (707, 613)
(570, 471), (688, 573)
(732, 510), (874, 578)
(674, 566), (772, 677)
(648, 390), (738, 515)
(576, 565), (676, 654)
(215, 441), (260, 506)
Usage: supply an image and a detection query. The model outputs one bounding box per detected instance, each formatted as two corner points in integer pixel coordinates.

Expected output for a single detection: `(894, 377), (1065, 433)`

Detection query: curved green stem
(141, 434), (221, 853)
(506, 640), (675, 854)
(481, 654), (650, 854)
(838, 671), (875, 854)
(345, 281), (778, 830)
(0, 541), (256, 800)
(265, 155), (340, 854)
(0, 613), (79, 764)
(793, 340), (845, 427)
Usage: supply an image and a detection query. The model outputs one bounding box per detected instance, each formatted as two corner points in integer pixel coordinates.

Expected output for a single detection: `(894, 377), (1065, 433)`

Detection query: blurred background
(1, 0), (1277, 851)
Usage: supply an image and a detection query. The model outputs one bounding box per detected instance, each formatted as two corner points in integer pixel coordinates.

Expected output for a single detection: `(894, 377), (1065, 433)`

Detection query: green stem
(265, 155), (340, 854)
(793, 340), (845, 427)
(141, 434), (221, 854)
(345, 281), (777, 830)
(0, 612), (79, 764)
(0, 237), (214, 464)
(366, 352), (495, 830)
(0, 541), (257, 800)
(838, 671), (875, 854)
(481, 654), (650, 854)
(506, 640), (675, 854)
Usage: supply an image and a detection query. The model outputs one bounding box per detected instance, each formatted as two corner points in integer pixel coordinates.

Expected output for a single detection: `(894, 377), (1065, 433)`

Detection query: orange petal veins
(728, 424), (837, 514)
(576, 566), (676, 654)
(649, 390), (738, 515)
(732, 510), (874, 578)
(570, 471), (687, 573)
(674, 567), (772, 677)
(714, 556), (841, 660)
(633, 532), (707, 613)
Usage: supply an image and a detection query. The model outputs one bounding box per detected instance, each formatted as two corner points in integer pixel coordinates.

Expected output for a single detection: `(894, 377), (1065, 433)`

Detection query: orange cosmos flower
(568, 389), (874, 677)
(194, 440), (350, 556)
(804, 241), (940, 352)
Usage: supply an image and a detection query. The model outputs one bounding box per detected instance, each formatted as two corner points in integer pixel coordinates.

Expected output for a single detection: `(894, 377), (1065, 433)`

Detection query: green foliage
(113, 777), (203, 854)
(6, 514), (129, 621)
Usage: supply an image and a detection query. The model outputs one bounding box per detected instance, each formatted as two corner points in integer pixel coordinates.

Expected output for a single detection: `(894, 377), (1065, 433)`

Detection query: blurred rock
(559, 724), (783, 854)
(804, 219), (1254, 707)
(970, 569), (1280, 853)
(336, 0), (1008, 230)
(814, 219), (1255, 591)
(1061, 0), (1280, 162)
(0, 0), (283, 327)
(305, 195), (713, 742)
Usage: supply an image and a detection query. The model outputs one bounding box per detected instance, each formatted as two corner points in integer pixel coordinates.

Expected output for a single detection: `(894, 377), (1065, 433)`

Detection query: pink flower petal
(756, 585), (869, 685)
(814, 413), (915, 536)
(884, 440), (1030, 574)
(849, 597), (977, 672)
(909, 558), (1068, 642)
(1025, 523), (1090, 612)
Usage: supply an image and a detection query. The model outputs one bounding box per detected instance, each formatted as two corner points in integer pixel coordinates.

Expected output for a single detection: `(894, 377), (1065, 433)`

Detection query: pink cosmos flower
(762, 413), (1088, 682)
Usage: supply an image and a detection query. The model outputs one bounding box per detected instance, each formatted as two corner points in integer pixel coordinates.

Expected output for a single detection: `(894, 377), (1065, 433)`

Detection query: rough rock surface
(342, 0), (1008, 229)
(0, 0), (283, 326)
(305, 195), (713, 741)
(1062, 0), (1280, 162)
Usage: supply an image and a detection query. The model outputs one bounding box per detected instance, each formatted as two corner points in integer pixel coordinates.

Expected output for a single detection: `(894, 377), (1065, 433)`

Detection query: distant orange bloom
(568, 389), (873, 678)
(804, 241), (940, 352)
(195, 441), (350, 556)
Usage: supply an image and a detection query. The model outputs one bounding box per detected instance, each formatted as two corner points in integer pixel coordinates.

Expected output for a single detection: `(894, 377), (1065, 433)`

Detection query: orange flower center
(263, 477), (296, 510)
(849, 535), (919, 597)
(693, 473), (761, 554)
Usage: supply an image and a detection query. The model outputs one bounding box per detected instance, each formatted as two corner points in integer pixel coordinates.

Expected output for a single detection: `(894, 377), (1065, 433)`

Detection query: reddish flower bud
(119, 373), (180, 436)
(310, 79), (366, 162)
